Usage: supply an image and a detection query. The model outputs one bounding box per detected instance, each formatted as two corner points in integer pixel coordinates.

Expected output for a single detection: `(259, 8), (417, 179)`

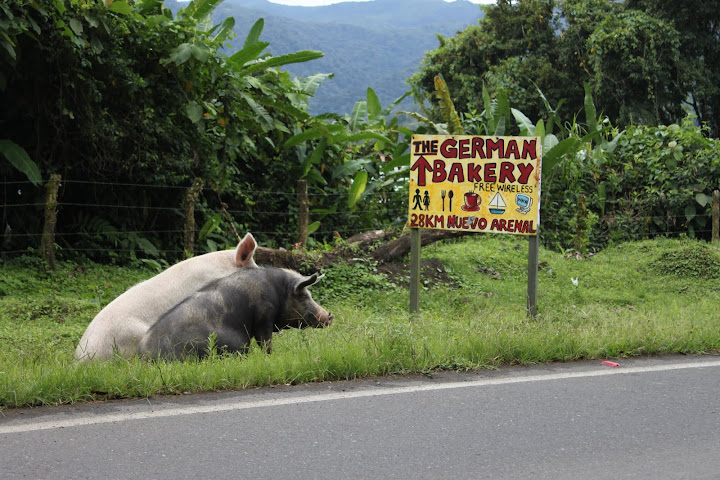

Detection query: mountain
(213, 0), (485, 114)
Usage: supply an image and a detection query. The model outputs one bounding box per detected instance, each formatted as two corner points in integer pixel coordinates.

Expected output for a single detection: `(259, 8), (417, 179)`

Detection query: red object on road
(602, 361), (620, 367)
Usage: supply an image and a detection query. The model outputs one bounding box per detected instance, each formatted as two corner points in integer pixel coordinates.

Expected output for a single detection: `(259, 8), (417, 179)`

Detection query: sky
(268, 0), (494, 5)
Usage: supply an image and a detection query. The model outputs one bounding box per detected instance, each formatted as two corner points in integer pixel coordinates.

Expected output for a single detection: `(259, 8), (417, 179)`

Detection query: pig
(74, 233), (259, 362)
(139, 267), (333, 360)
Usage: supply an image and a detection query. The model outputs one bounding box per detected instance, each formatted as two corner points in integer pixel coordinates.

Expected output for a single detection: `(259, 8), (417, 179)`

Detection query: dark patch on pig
(140, 267), (333, 360)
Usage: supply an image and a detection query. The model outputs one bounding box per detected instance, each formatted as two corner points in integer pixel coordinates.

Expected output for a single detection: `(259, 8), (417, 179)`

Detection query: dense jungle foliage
(410, 0), (720, 137)
(1, 0), (719, 266)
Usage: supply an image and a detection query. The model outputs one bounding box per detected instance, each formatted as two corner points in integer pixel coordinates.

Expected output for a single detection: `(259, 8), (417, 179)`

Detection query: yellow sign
(408, 135), (541, 235)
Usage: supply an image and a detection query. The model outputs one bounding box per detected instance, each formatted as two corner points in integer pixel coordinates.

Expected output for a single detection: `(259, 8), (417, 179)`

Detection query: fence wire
(1, 179), (718, 259)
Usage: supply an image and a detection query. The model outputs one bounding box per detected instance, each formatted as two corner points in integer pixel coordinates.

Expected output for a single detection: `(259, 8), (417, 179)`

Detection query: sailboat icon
(488, 192), (506, 214)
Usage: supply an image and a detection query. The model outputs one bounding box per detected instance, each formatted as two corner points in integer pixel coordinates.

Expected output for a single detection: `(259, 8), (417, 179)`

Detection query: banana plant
(0, 139), (41, 186)
(285, 88), (406, 213)
(226, 19), (323, 76)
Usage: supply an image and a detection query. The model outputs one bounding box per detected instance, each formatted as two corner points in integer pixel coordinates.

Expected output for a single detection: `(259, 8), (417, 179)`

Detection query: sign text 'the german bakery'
(408, 135), (542, 235)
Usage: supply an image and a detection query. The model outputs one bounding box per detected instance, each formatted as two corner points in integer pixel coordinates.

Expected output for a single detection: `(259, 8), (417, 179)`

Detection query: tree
(409, 0), (713, 136)
(409, 0), (562, 129)
(587, 10), (683, 127)
(0, 0), (325, 259)
(625, 0), (720, 136)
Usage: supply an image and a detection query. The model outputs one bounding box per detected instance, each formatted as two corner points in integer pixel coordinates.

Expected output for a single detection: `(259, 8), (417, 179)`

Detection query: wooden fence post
(527, 229), (539, 318)
(40, 174), (61, 271)
(409, 228), (421, 314)
(183, 177), (204, 259)
(297, 179), (308, 247)
(713, 190), (719, 244)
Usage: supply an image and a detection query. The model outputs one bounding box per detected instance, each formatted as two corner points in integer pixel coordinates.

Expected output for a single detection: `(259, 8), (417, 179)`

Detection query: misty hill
(213, 0), (485, 114)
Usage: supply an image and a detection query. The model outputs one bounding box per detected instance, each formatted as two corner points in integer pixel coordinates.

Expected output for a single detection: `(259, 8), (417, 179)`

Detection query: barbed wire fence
(0, 177), (410, 266)
(1, 178), (719, 269)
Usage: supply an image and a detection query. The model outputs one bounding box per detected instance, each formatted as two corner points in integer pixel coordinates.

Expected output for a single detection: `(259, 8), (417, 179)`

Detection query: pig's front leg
(254, 328), (273, 354)
(213, 328), (251, 356)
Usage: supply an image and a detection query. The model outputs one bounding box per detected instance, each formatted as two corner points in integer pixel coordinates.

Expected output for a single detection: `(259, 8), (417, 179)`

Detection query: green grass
(1, 236), (719, 409)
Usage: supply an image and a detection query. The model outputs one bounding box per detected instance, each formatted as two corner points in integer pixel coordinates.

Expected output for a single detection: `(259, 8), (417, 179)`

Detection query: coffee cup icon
(516, 194), (533, 214)
(462, 192), (480, 212)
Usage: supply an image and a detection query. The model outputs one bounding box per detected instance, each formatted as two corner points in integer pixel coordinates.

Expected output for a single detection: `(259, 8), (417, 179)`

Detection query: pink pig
(75, 233), (258, 361)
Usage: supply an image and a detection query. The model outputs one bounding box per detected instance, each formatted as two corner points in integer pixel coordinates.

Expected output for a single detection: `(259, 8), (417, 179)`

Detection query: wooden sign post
(408, 135), (542, 316)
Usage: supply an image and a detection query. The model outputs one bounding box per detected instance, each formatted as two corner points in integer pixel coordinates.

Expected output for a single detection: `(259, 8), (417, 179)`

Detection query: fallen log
(370, 230), (470, 263)
(253, 229), (468, 270)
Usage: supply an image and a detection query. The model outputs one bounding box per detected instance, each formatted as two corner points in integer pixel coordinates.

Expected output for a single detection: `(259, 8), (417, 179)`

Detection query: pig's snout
(313, 310), (333, 327)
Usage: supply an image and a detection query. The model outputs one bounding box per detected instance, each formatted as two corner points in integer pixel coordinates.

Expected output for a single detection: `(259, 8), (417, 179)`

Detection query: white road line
(2, 359), (720, 435)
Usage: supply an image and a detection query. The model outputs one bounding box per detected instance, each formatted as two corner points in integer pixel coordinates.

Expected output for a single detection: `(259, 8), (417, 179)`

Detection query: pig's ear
(234, 233), (258, 267)
(296, 273), (323, 292)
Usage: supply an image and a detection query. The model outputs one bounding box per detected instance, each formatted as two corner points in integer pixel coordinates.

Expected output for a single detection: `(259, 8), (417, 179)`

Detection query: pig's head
(234, 233), (258, 268)
(281, 272), (334, 329)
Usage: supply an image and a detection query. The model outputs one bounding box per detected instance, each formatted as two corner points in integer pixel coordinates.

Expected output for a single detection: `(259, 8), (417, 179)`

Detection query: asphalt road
(2, 355), (720, 479)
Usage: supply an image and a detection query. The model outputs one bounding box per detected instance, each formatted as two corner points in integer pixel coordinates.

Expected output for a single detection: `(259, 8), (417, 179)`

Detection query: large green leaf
(186, 101), (203, 123)
(198, 214), (222, 241)
(584, 82), (597, 138)
(284, 125), (344, 147)
(240, 50), (323, 76)
(494, 115), (506, 136)
(695, 192), (711, 207)
(381, 91), (411, 117)
(227, 42), (269, 69)
(366, 88), (382, 122)
(190, 42), (211, 63)
(68, 18), (83, 36)
(136, 237), (159, 257)
(305, 167), (328, 186)
(139, 0), (163, 15)
(542, 136), (580, 172)
(349, 100), (367, 131)
(256, 97), (310, 121)
(685, 204), (696, 222)
(0, 139), (42, 186)
(302, 73), (333, 96)
(534, 84), (564, 136)
(307, 221), (321, 235)
(170, 43), (193, 65)
(301, 138), (327, 176)
(213, 17), (235, 45)
(107, 1), (133, 15)
(284, 129), (321, 148)
(482, 83), (493, 129)
(239, 93), (273, 130)
(496, 90), (511, 132)
(348, 170), (368, 209)
(1, 33), (17, 61)
(332, 159), (370, 180)
(332, 131), (393, 145)
(244, 18), (264, 48)
(511, 108), (535, 136)
(543, 133), (559, 152)
(382, 152), (410, 173)
(184, 0), (225, 21)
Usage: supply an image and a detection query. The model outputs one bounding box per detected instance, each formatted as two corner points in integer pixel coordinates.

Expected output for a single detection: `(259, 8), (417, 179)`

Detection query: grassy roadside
(1, 236), (719, 409)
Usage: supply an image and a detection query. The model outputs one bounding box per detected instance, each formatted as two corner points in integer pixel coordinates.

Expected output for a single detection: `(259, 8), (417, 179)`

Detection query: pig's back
(74, 249), (238, 361)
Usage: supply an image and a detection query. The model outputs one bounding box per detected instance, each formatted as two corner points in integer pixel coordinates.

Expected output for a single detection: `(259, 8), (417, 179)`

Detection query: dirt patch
(377, 257), (459, 288)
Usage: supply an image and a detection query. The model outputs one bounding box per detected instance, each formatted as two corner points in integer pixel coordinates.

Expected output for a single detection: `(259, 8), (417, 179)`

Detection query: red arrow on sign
(410, 156), (433, 186)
